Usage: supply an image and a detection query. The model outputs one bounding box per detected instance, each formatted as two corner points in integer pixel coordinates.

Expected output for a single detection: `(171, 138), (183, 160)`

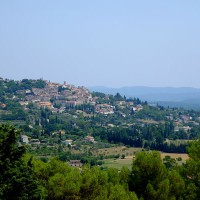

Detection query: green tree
(109, 184), (138, 200)
(0, 124), (42, 199)
(163, 156), (177, 169)
(114, 93), (124, 101)
(129, 151), (166, 199)
(181, 139), (200, 199)
(119, 166), (130, 189)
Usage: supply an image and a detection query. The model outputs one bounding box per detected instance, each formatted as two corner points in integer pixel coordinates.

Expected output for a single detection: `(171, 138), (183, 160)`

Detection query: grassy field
(70, 144), (189, 170)
(92, 146), (143, 157)
(160, 152), (189, 160)
(102, 158), (133, 170)
(101, 147), (189, 170)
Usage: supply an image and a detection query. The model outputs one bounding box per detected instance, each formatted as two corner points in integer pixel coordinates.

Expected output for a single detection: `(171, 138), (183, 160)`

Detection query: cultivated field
(92, 146), (143, 157)
(102, 158), (133, 170)
(99, 146), (189, 169)
(160, 152), (189, 160)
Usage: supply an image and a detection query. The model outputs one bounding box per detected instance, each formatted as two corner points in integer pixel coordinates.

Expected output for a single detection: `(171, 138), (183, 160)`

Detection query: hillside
(89, 86), (200, 109)
(1, 78), (200, 156)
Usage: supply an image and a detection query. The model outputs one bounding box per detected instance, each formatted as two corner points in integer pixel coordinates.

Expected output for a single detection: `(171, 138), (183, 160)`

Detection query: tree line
(1, 124), (200, 199)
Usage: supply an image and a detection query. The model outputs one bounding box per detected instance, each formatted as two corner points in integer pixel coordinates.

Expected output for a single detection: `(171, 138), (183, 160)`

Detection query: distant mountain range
(89, 86), (200, 110)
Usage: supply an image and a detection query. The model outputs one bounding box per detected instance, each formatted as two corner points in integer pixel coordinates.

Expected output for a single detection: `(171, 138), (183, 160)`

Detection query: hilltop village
(15, 80), (143, 115)
(1, 78), (200, 156)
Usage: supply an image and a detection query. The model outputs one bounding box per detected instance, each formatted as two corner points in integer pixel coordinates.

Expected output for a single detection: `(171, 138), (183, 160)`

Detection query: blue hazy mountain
(89, 86), (200, 109)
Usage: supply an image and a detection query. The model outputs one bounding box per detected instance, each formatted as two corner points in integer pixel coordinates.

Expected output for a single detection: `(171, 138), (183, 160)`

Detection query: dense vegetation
(1, 124), (200, 199)
(1, 78), (200, 157)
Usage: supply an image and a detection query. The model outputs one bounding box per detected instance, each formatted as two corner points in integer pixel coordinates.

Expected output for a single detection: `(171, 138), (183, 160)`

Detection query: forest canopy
(1, 124), (200, 199)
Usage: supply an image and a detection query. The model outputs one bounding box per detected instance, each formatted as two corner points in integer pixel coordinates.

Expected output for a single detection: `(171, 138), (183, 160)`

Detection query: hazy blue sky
(0, 1), (200, 87)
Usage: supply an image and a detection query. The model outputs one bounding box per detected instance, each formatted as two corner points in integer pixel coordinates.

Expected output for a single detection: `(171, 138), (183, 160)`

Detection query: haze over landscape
(2, 2), (200, 199)
(1, 0), (200, 89)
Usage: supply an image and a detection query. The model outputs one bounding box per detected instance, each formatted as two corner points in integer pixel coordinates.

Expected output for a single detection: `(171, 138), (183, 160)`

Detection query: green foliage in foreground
(1, 124), (200, 199)
(0, 124), (43, 199)
(33, 158), (136, 200)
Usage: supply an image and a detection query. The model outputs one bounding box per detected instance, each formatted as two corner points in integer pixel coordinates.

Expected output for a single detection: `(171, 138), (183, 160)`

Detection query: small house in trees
(20, 135), (29, 144)
(38, 101), (52, 109)
(84, 136), (95, 143)
(0, 103), (6, 108)
(62, 139), (73, 146)
(69, 160), (83, 167)
(136, 104), (143, 111)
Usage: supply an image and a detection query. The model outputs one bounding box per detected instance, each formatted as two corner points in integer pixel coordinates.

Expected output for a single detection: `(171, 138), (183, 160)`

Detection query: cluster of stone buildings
(15, 79), (146, 116)
(19, 81), (95, 113)
(95, 104), (115, 115)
